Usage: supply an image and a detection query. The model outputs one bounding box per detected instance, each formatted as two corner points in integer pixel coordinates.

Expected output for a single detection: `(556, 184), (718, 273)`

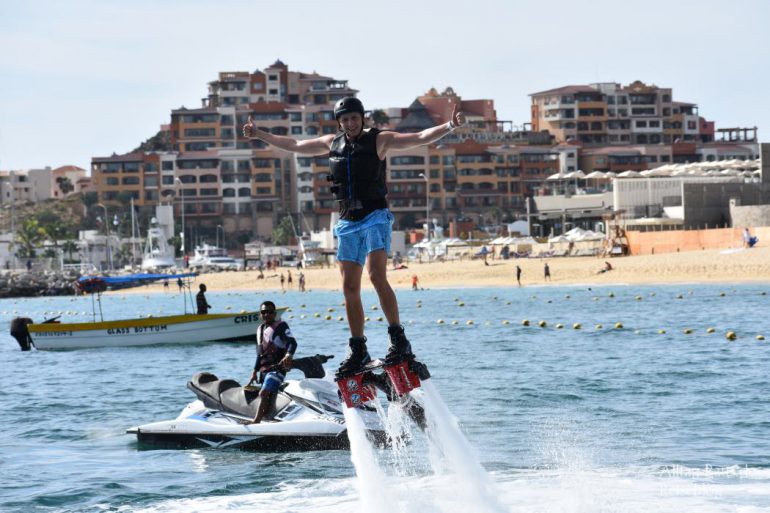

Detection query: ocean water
(1, 283), (770, 512)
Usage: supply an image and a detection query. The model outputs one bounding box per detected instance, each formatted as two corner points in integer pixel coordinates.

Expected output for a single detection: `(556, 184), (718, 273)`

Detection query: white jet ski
(127, 355), (386, 450)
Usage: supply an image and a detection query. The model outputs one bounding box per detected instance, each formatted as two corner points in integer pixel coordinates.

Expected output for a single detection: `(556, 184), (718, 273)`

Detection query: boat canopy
(78, 272), (198, 285)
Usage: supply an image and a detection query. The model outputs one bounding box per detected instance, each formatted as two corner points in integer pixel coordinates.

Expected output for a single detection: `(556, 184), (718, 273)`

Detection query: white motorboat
(140, 217), (176, 270)
(10, 273), (282, 350)
(189, 244), (240, 271)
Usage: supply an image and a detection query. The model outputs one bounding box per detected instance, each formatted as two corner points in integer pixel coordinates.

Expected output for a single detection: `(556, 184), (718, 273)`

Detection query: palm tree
(56, 176), (75, 195)
(16, 218), (45, 258)
(61, 240), (79, 263)
(370, 109), (390, 127)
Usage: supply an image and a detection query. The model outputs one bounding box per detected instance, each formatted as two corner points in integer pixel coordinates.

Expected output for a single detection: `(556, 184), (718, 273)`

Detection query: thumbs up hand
(243, 115), (256, 138)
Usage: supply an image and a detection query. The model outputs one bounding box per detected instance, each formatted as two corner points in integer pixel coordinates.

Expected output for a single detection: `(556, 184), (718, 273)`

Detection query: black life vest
(328, 128), (387, 220)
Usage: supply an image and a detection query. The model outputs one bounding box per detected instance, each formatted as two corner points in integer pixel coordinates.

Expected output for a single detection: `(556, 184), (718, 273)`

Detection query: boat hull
(28, 310), (274, 350)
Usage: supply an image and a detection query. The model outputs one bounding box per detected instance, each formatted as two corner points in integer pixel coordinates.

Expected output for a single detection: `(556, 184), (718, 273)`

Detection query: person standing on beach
(544, 262), (551, 282)
(244, 96), (465, 376)
(412, 274), (420, 291)
(280, 272), (285, 291)
(196, 284), (211, 314)
(287, 270), (293, 289)
(516, 265), (522, 287)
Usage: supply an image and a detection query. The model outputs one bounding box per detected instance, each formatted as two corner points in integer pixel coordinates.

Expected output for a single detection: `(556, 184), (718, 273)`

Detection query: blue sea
(1, 283), (769, 512)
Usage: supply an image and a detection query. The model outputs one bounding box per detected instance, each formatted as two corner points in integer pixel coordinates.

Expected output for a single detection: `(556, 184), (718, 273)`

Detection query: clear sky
(1, 0), (768, 171)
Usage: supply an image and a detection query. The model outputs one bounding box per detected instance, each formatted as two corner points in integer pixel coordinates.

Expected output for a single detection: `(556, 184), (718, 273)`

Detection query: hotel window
(289, 112), (302, 122)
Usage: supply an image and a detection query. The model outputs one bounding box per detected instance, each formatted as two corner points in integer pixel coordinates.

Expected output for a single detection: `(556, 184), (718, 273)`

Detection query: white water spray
(342, 406), (392, 513)
(418, 380), (509, 513)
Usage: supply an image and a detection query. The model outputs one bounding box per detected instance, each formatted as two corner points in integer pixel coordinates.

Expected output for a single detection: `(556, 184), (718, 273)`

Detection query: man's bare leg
(367, 250), (400, 326)
(339, 260), (364, 336)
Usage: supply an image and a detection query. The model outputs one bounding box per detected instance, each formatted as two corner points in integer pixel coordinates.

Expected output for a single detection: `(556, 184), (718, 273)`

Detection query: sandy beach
(130, 245), (770, 295)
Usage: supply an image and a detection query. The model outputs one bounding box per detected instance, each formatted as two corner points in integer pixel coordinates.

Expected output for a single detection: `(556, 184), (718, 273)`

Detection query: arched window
(238, 187), (251, 197)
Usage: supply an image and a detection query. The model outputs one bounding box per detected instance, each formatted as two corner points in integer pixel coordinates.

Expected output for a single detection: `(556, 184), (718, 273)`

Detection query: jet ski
(127, 355), (387, 450)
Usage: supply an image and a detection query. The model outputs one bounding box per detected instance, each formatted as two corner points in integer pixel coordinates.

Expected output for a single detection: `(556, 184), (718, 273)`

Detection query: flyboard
(335, 356), (430, 409)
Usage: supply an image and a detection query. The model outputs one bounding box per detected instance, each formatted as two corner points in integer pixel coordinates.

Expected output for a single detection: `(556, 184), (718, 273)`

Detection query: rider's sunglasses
(260, 309), (275, 314)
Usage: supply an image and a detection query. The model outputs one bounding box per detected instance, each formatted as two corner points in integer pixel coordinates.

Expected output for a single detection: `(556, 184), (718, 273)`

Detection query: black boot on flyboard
(336, 325), (430, 414)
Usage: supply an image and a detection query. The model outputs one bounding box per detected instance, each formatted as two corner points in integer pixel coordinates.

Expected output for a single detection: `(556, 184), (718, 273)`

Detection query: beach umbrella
(617, 170), (641, 178)
(585, 171), (607, 179)
(573, 170), (586, 178)
(547, 172), (565, 181)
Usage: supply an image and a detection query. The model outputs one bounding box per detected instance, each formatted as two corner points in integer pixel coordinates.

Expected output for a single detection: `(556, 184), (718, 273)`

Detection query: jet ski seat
(188, 372), (291, 420)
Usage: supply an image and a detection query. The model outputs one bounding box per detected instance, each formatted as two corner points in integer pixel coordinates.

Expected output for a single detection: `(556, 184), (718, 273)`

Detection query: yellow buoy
(614, 322), (623, 329)
(467, 320), (474, 325)
(437, 319), (444, 324)
(573, 323), (581, 330)
(458, 302), (465, 307)
(502, 320), (510, 325)
(683, 328), (693, 334)
(505, 301), (511, 305)
(608, 292), (615, 298)
(596, 324), (603, 329)
(719, 292), (726, 297)
(337, 316), (344, 321)
(706, 327), (715, 334)
(416, 304), (422, 308)
(324, 315), (332, 320)
(522, 319), (530, 326)
(538, 320), (547, 328)
(327, 308), (335, 312)
(756, 335), (765, 341)
(451, 320), (459, 325)
(314, 313), (320, 318)
(376, 316), (383, 322)
(365, 316), (370, 321)
(635, 296), (642, 301)
(658, 329), (666, 334)
(546, 300), (552, 304)
(592, 297), (599, 301)
(565, 295), (571, 299)
(371, 305), (378, 310)
(726, 331), (737, 341)
(555, 323), (564, 329)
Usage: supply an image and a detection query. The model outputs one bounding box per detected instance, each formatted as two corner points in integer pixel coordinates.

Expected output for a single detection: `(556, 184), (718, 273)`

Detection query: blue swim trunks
(334, 209), (394, 266)
(260, 371), (286, 393)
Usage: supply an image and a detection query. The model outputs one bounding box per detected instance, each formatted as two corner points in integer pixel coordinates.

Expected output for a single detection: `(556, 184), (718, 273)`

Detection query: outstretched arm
(378, 104), (466, 156)
(243, 116), (334, 155)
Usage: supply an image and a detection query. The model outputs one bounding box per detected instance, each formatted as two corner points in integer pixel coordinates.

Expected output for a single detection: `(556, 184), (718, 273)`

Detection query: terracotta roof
(92, 152), (145, 163)
(530, 85), (596, 97)
(395, 100), (436, 132)
(451, 139), (490, 155)
(53, 165), (86, 173)
(171, 106), (218, 114)
(248, 102), (288, 113)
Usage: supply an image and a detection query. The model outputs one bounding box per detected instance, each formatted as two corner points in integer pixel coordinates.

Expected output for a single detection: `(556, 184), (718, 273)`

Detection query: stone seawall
(0, 271), (79, 298)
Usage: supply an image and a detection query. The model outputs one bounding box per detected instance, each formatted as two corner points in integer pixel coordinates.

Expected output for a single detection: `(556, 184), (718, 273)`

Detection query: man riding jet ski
(127, 354), (424, 450)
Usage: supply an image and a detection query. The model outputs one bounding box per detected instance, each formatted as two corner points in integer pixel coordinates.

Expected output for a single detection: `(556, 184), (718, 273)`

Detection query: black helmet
(334, 97), (365, 120)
